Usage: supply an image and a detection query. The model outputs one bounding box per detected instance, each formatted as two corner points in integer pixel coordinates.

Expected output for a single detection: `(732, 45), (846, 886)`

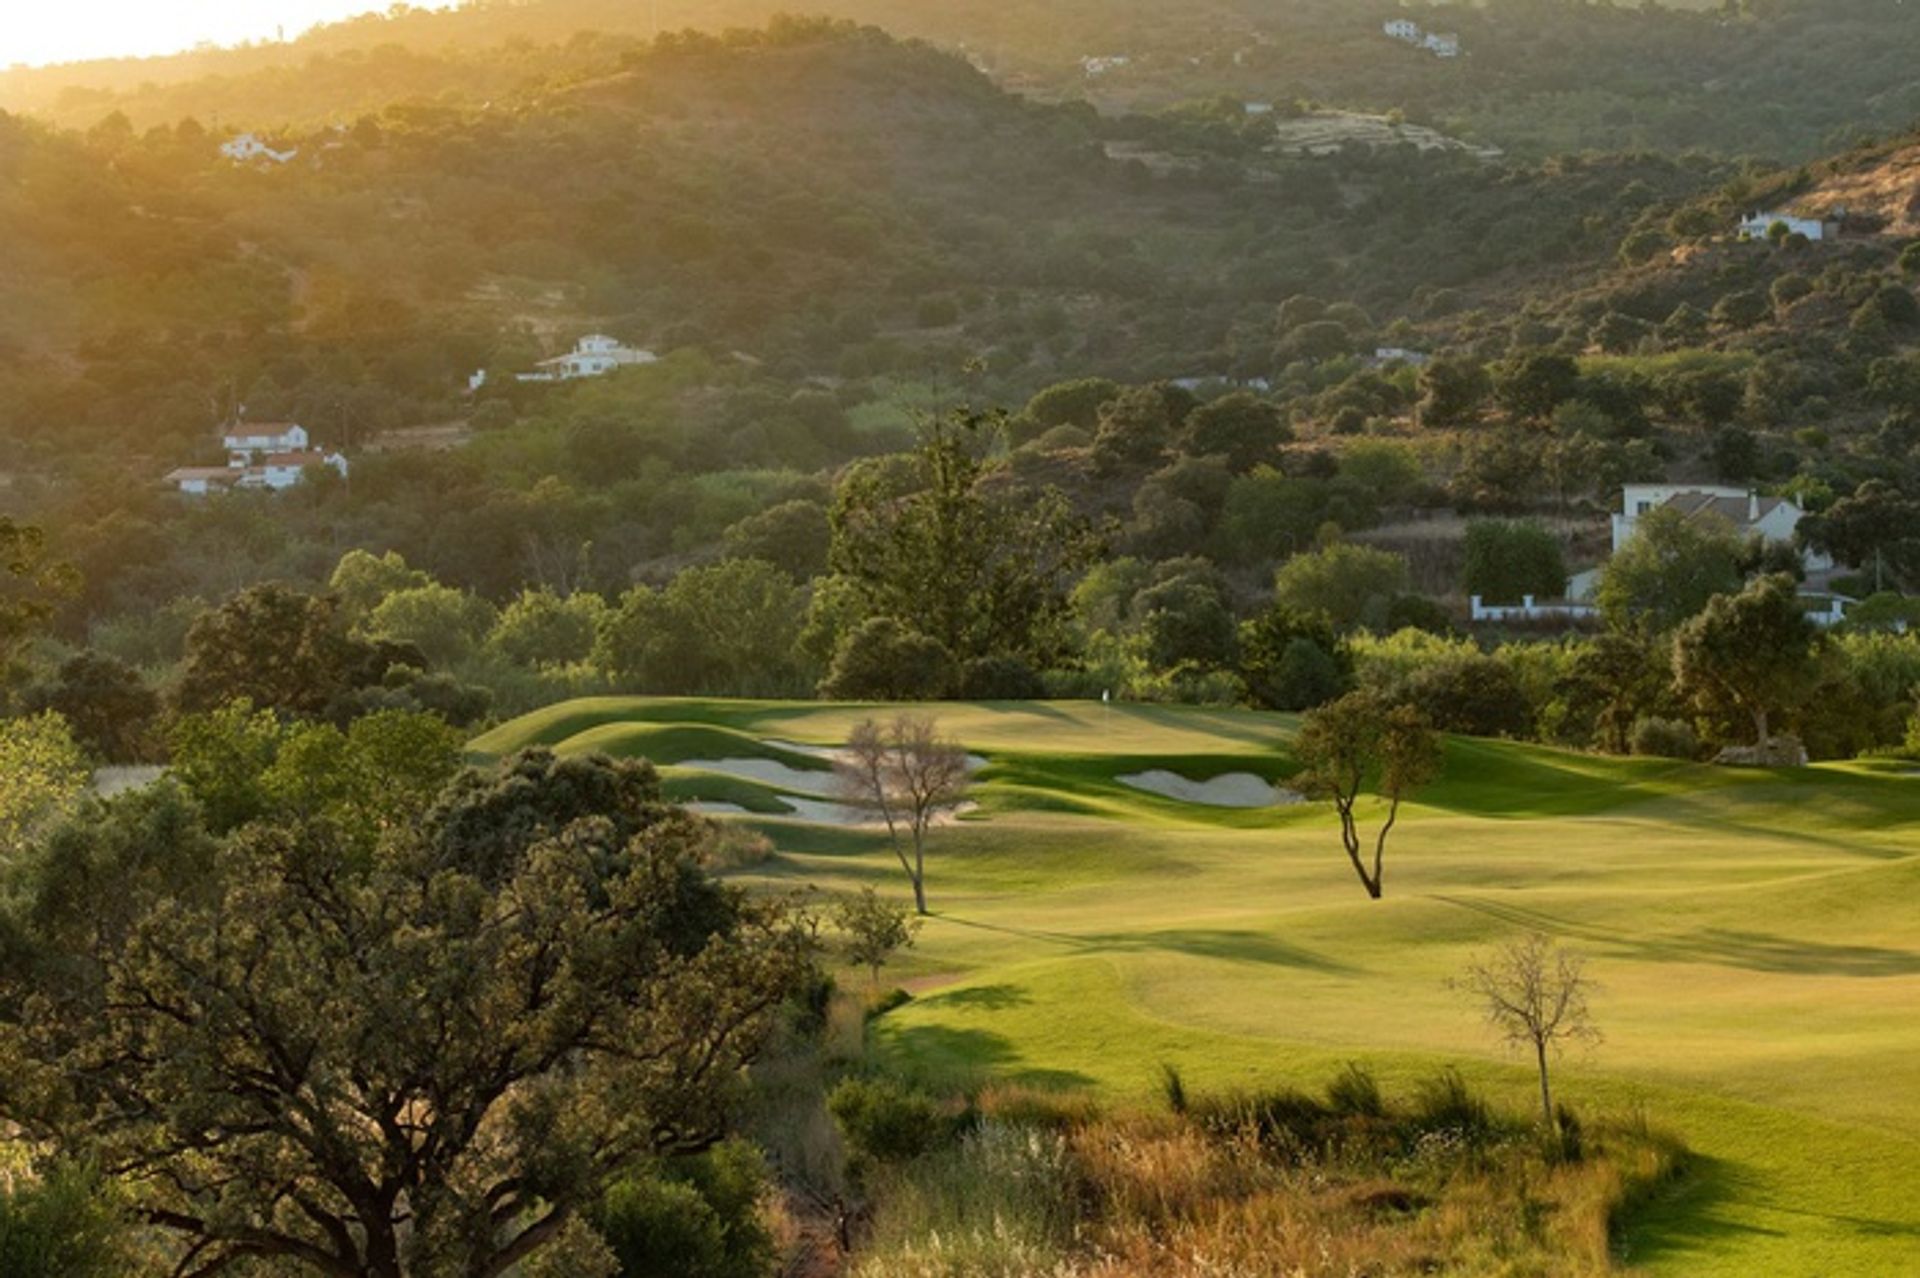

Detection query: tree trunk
(1336, 801), (1379, 898)
(1753, 705), (1770, 749)
(911, 830), (928, 915)
(1535, 1037), (1553, 1128)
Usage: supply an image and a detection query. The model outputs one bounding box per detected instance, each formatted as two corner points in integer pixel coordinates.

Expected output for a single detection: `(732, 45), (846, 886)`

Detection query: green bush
(0, 1163), (128, 1278)
(1462, 520), (1568, 606)
(1403, 655), (1533, 739)
(1630, 715), (1699, 760)
(1259, 636), (1347, 711)
(596, 1142), (775, 1278)
(819, 618), (954, 700)
(829, 1076), (956, 1166)
(957, 655), (1046, 700)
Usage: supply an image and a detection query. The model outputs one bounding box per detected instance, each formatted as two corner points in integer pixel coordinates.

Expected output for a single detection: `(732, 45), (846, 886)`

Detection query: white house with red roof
(168, 422), (347, 495)
(223, 421), (309, 464)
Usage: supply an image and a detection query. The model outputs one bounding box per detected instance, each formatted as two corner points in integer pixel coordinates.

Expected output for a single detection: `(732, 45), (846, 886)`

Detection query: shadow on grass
(926, 984), (1030, 1011)
(941, 917), (1358, 974)
(1625, 1150), (1920, 1268)
(875, 1022), (1096, 1092)
(1621, 1152), (1784, 1266)
(1440, 897), (1920, 976)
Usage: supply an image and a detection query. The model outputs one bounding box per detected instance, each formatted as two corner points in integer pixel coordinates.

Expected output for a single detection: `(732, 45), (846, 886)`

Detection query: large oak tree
(0, 747), (813, 1277)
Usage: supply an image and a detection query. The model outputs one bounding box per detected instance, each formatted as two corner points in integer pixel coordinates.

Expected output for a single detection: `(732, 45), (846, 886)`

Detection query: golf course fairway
(473, 697), (1920, 1275)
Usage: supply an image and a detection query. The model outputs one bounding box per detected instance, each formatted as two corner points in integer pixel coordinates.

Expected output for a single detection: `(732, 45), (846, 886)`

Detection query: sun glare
(1, 2), (452, 69)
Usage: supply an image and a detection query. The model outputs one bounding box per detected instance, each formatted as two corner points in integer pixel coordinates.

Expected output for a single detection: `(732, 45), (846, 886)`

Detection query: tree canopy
(0, 746), (815, 1277)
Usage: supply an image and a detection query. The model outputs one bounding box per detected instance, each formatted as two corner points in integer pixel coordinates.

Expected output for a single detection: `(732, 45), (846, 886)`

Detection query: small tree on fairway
(1292, 691), (1442, 899)
(1456, 933), (1600, 1127)
(832, 715), (971, 915)
(834, 887), (922, 986)
(1672, 573), (1820, 748)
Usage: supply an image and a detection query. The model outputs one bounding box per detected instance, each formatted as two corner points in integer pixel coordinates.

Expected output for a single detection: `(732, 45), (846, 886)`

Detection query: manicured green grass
(477, 698), (1920, 1275)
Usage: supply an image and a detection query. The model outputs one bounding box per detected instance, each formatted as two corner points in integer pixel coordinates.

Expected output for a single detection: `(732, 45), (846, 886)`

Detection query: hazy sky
(2, 2), (457, 69)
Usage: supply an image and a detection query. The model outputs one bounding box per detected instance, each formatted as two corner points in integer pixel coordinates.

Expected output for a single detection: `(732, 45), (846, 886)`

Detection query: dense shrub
(1462, 520), (1568, 605)
(819, 618), (954, 700)
(829, 1077), (958, 1166)
(1253, 636), (1347, 711)
(595, 1141), (776, 1278)
(0, 1163), (128, 1278)
(1403, 655), (1534, 738)
(957, 655), (1046, 700)
(1630, 716), (1699, 759)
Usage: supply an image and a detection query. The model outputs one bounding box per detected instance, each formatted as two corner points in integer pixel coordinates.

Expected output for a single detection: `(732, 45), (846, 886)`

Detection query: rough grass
(850, 1073), (1684, 1278)
(476, 698), (1920, 1275)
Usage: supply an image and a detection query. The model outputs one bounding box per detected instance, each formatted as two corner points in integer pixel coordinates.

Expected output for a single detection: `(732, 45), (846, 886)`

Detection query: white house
(1384, 19), (1460, 56)
(1611, 483), (1831, 571)
(223, 421), (309, 464)
(164, 467), (240, 496)
(1080, 55), (1132, 77)
(1470, 594), (1601, 625)
(248, 451), (349, 490)
(168, 422), (347, 496)
(1737, 211), (1827, 242)
(220, 133), (298, 164)
(1370, 346), (1431, 367)
(515, 334), (659, 383)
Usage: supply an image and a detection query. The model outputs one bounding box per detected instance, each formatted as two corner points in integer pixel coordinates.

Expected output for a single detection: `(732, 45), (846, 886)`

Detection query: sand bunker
(688, 801), (752, 817)
(1118, 770), (1304, 809)
(767, 740), (988, 771)
(680, 757), (835, 794)
(765, 739), (839, 761)
(680, 753), (981, 827)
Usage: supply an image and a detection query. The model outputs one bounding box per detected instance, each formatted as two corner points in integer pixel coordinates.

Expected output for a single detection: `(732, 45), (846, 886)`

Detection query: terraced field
(473, 697), (1920, 1275)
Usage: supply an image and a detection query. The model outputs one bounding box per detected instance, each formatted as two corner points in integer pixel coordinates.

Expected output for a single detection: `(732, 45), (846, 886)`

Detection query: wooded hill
(0, 19), (1720, 471)
(3, 0), (1915, 161)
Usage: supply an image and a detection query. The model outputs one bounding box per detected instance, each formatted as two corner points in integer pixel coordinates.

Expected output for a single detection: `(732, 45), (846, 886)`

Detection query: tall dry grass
(843, 1070), (1686, 1278)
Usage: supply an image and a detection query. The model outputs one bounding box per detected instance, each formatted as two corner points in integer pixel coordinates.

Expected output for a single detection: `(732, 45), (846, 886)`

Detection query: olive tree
(1291, 691), (1442, 900)
(1672, 573), (1820, 749)
(833, 887), (922, 986)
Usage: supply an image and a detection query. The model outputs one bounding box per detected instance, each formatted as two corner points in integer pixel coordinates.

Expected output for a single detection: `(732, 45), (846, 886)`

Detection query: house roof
(261, 451), (333, 467)
(166, 467), (238, 483)
(1661, 491), (1790, 528)
(224, 422), (304, 438)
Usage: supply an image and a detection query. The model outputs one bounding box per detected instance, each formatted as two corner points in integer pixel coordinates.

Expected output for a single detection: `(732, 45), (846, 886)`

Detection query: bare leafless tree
(832, 714), (971, 915)
(1455, 932), (1601, 1126)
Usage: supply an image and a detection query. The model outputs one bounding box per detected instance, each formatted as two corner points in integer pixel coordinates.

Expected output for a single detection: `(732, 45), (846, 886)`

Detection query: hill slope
(5, 0), (1918, 160)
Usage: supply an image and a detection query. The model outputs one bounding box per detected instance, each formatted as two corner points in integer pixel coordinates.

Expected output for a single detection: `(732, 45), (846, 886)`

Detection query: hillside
(4, 0), (1918, 161)
(0, 19), (1718, 474)
(473, 696), (1920, 1276)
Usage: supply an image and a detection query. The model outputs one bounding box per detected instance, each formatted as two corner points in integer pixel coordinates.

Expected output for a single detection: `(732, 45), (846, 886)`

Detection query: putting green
(477, 698), (1920, 1275)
